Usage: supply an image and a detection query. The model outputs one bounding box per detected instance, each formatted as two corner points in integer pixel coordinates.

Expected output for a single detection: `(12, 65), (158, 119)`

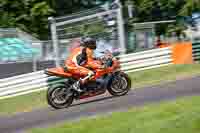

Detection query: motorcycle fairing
(45, 67), (72, 77)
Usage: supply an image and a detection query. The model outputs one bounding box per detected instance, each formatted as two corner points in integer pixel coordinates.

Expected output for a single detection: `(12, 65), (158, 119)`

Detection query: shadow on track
(72, 90), (135, 106)
(48, 91), (135, 112)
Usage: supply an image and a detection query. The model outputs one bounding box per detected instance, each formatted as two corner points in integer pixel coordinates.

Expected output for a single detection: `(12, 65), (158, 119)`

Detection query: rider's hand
(63, 65), (68, 72)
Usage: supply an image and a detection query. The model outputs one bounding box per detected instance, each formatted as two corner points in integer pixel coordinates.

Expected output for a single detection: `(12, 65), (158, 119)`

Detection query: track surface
(1, 76), (200, 133)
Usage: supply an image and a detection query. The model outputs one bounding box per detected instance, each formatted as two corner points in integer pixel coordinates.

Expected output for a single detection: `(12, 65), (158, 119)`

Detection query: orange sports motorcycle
(45, 51), (131, 109)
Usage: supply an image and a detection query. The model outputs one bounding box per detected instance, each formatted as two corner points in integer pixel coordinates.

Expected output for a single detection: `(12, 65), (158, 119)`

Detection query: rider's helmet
(80, 37), (97, 50)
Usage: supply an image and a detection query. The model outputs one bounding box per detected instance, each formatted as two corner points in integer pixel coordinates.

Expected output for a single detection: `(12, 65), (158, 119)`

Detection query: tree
(179, 0), (200, 16)
(0, 0), (54, 39)
(1, 0), (200, 39)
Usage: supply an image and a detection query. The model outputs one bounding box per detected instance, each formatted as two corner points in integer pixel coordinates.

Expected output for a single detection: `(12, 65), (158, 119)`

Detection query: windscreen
(94, 38), (120, 58)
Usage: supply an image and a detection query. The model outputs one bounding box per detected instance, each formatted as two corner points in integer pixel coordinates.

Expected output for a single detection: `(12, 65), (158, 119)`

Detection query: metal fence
(0, 47), (173, 100)
(0, 13), (189, 75)
(49, 3), (126, 67)
(192, 41), (200, 61)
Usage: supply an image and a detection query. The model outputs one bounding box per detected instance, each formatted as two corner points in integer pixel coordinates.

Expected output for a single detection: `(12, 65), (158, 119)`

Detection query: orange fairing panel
(46, 67), (72, 77)
(172, 42), (194, 64)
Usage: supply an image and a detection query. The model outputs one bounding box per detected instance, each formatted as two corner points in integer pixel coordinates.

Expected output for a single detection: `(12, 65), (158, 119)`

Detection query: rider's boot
(71, 73), (94, 92)
(71, 80), (83, 92)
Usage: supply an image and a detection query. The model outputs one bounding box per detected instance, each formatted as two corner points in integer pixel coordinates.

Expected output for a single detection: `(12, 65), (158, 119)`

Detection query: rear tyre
(47, 83), (74, 109)
(107, 72), (131, 96)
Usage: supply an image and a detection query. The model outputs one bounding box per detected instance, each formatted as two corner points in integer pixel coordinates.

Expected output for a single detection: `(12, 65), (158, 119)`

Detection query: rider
(65, 37), (104, 92)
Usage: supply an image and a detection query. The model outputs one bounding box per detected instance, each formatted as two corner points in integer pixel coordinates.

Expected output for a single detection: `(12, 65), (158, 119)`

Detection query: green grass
(29, 96), (200, 133)
(131, 64), (200, 88)
(1, 64), (200, 115)
(0, 91), (46, 115)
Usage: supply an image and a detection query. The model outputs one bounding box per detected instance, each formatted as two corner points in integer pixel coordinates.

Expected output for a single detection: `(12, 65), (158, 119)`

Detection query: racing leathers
(64, 46), (103, 92)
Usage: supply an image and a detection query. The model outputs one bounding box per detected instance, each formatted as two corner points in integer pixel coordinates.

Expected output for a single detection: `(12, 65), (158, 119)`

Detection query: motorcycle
(45, 51), (131, 109)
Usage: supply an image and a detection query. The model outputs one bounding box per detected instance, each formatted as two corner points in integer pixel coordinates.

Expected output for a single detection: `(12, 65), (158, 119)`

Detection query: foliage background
(1, 0), (200, 39)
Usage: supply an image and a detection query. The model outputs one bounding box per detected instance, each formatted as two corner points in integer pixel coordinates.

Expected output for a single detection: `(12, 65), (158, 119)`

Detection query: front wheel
(47, 83), (74, 109)
(107, 72), (131, 96)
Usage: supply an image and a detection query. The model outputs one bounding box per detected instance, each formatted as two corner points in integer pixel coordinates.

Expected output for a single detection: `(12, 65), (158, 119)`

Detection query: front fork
(105, 71), (127, 88)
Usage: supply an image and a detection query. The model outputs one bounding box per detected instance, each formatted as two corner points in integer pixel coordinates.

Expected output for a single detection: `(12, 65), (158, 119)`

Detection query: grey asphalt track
(1, 76), (200, 133)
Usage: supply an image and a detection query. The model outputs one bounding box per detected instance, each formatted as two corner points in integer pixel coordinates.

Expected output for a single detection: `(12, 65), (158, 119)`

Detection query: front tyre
(47, 83), (74, 109)
(107, 72), (131, 96)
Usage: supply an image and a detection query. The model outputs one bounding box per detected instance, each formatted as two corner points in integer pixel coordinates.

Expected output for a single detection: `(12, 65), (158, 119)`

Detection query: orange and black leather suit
(65, 46), (102, 77)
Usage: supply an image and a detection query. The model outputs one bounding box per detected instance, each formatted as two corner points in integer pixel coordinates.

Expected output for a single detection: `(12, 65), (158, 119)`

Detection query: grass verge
(29, 95), (200, 133)
(131, 64), (200, 88)
(1, 64), (200, 115)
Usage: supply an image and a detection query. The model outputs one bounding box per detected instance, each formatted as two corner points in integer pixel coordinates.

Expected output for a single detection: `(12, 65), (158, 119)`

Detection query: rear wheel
(107, 72), (131, 96)
(47, 83), (74, 109)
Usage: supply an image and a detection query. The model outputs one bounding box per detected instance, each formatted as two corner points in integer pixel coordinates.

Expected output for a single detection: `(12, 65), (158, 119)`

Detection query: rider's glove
(63, 65), (68, 72)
